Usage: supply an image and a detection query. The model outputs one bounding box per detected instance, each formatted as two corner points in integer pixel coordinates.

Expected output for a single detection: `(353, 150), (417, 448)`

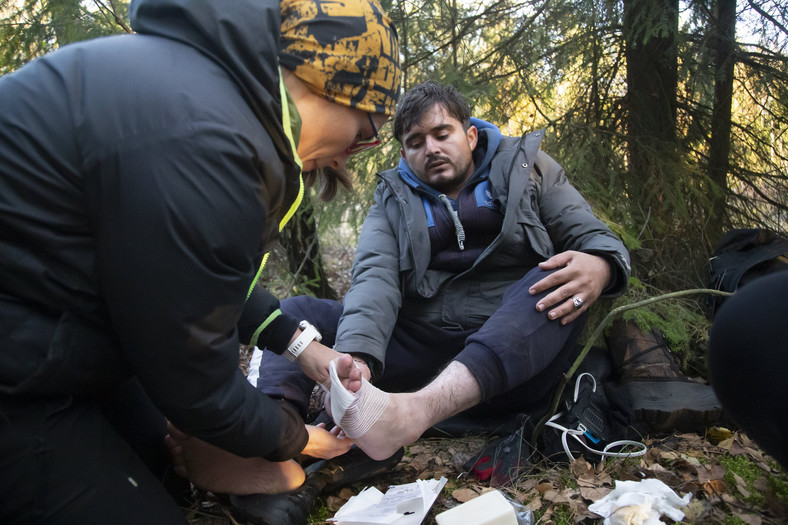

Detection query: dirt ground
(181, 425), (787, 524)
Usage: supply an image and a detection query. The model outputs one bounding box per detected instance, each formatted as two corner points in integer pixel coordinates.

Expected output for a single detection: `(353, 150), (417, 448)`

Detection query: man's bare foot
(329, 355), (425, 461)
(334, 353), (363, 392)
(329, 359), (484, 461)
(165, 424), (304, 495)
(348, 391), (425, 460)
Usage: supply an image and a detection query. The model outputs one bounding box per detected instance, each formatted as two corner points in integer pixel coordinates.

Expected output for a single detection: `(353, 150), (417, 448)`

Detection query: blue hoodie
(396, 117), (504, 268)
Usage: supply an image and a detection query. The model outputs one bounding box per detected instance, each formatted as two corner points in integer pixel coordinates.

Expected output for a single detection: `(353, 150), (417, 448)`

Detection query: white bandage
(328, 359), (389, 439)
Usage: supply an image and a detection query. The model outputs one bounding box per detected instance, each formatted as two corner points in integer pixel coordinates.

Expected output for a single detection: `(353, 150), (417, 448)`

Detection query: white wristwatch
(284, 320), (322, 362)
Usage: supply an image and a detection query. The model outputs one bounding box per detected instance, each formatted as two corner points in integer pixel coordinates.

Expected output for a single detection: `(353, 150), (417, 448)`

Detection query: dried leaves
(184, 429), (788, 524)
(362, 429), (787, 524)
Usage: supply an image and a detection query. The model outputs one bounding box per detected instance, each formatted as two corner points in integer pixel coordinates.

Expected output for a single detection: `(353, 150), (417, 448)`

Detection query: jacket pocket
(1, 303), (128, 397)
(518, 210), (554, 260)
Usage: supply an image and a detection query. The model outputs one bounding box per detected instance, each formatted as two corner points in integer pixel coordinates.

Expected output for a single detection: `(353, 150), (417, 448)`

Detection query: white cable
(543, 372), (647, 462)
(573, 372), (597, 400)
(545, 412), (647, 462)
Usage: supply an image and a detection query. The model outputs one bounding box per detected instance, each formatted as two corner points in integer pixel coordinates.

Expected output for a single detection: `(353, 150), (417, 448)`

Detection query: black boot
(228, 446), (404, 525)
(606, 319), (732, 434)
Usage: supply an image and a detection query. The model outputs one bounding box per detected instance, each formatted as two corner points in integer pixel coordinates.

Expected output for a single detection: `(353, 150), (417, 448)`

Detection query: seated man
(262, 81), (630, 462)
(171, 81), (630, 499)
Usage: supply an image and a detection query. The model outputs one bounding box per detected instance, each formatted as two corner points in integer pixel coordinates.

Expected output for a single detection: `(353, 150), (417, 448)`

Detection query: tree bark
(623, 0), (680, 232)
(280, 198), (338, 301)
(707, 0), (737, 247)
(49, 0), (81, 46)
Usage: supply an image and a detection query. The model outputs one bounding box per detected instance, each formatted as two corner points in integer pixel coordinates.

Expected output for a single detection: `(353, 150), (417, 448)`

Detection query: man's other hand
(529, 251), (612, 324)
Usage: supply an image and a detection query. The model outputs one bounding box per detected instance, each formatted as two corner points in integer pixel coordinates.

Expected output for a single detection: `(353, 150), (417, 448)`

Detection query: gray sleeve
(334, 186), (403, 375)
(535, 151), (631, 296)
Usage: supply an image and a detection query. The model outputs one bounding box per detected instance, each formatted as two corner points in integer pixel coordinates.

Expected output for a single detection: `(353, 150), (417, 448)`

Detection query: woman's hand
(297, 341), (343, 387)
(301, 423), (354, 459)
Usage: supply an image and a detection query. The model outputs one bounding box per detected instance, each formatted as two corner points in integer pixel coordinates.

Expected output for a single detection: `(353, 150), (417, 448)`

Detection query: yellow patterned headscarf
(279, 0), (401, 116)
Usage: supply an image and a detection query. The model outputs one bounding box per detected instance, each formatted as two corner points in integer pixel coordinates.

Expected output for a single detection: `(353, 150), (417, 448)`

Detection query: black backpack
(706, 229), (788, 318)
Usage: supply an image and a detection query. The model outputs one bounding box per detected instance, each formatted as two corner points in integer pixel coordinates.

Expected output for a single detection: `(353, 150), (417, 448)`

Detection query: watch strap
(284, 321), (322, 362)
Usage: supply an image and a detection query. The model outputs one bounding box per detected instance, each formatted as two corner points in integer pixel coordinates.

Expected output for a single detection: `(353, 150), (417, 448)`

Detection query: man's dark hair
(392, 81), (471, 142)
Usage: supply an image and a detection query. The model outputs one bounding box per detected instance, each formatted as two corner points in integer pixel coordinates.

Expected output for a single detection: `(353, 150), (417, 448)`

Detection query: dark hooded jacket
(0, 0), (309, 460)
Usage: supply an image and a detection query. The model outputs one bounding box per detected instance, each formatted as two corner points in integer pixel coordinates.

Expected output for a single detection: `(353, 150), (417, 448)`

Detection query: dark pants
(251, 267), (586, 431)
(0, 380), (187, 524)
(708, 271), (788, 469)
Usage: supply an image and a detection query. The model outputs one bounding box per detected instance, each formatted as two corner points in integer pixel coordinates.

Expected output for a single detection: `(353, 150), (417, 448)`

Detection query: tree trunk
(280, 198), (338, 300)
(623, 0), (680, 233)
(707, 0), (737, 247)
(50, 0), (83, 46)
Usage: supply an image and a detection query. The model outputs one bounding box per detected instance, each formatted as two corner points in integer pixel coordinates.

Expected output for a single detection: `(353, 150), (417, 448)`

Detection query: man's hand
(528, 251), (612, 325)
(301, 423), (354, 459)
(350, 355), (373, 382)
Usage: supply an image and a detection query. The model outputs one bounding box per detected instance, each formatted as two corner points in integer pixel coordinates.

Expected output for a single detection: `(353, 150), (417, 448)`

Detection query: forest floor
(182, 428), (787, 524)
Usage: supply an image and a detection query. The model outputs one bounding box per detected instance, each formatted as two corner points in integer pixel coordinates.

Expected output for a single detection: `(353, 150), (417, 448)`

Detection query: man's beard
(424, 155), (473, 195)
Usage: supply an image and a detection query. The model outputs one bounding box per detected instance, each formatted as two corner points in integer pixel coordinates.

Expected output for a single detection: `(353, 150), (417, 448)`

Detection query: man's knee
(280, 295), (335, 316)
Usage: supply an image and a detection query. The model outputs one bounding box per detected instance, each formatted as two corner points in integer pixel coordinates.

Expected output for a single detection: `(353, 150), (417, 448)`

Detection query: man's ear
(400, 147), (406, 160)
(467, 125), (479, 150)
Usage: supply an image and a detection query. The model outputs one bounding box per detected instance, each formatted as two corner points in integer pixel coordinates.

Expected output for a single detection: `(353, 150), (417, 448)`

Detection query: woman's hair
(302, 167), (353, 202)
(393, 81), (471, 142)
(279, 0), (401, 117)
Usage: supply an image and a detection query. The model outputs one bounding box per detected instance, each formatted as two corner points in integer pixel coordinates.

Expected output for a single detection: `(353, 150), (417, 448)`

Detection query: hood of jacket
(396, 117), (503, 199)
(130, 0), (295, 168)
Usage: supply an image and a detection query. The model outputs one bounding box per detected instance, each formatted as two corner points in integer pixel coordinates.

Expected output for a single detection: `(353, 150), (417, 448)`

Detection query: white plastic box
(435, 489), (518, 525)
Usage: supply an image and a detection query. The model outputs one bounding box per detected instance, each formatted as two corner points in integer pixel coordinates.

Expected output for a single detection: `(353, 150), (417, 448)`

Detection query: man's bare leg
(331, 354), (483, 460)
(165, 424), (305, 495)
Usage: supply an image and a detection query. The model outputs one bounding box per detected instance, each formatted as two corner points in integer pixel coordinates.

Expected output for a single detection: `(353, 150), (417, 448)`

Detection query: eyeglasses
(346, 113), (381, 155)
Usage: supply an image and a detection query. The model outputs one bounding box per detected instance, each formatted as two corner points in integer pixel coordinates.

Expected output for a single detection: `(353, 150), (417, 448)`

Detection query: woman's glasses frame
(346, 113), (381, 155)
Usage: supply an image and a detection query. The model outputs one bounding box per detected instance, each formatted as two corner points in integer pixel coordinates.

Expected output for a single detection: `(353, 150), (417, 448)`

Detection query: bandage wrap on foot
(328, 359), (389, 439)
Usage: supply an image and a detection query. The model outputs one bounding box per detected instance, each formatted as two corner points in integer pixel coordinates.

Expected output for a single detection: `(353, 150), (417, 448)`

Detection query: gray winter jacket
(336, 129), (630, 372)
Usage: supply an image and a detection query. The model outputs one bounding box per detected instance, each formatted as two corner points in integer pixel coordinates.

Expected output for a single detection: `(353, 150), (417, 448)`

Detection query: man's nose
(424, 135), (440, 154)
